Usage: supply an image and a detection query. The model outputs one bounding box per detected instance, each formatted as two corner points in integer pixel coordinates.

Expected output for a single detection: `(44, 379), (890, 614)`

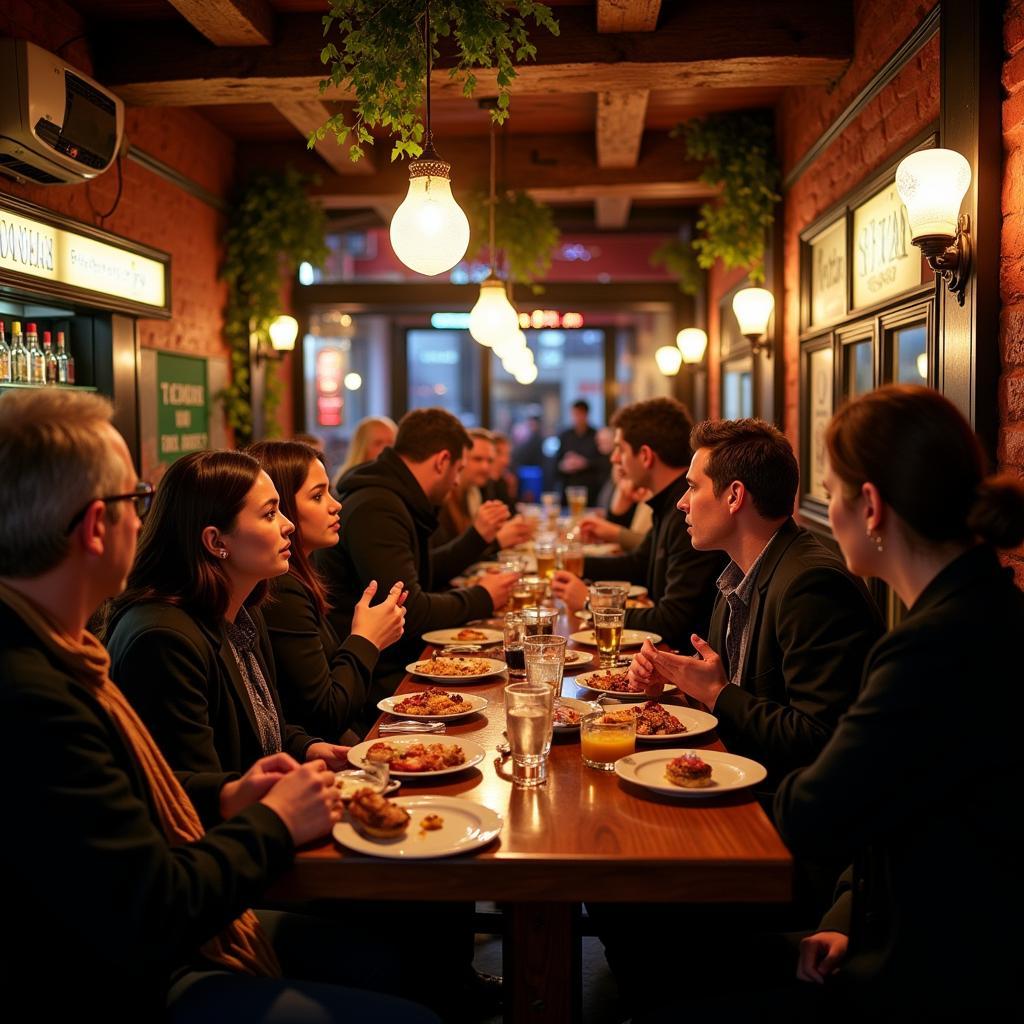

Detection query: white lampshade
(389, 163), (470, 276)
(268, 315), (299, 352)
(469, 278), (519, 347)
(515, 362), (539, 385)
(895, 148), (971, 239)
(732, 287), (775, 339)
(676, 327), (708, 364)
(655, 345), (683, 376)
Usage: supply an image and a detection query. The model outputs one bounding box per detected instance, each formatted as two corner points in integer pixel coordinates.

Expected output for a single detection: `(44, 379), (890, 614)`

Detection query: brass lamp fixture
(732, 287), (775, 356)
(895, 148), (972, 306)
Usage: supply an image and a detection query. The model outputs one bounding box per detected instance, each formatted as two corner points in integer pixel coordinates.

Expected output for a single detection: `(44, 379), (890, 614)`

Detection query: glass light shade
(655, 345), (683, 376)
(493, 329), (528, 360)
(895, 149), (971, 239)
(344, 372), (362, 391)
(502, 346), (534, 376)
(732, 287), (775, 339)
(469, 279), (519, 347)
(268, 315), (299, 352)
(389, 171), (470, 276)
(676, 327), (708, 364)
(515, 362), (539, 385)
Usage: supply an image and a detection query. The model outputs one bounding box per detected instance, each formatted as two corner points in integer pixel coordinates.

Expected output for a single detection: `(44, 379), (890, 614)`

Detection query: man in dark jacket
(551, 397), (726, 651)
(321, 408), (517, 698)
(556, 398), (606, 504)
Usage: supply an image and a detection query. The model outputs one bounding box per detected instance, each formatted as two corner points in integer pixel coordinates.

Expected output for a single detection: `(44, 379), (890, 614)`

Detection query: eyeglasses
(65, 481), (156, 534)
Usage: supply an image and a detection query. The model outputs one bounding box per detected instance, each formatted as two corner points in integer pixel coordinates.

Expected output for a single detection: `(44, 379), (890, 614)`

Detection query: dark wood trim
(798, 332), (834, 528)
(879, 299), (935, 386)
(291, 312), (309, 433)
(390, 324), (408, 420)
(782, 5), (941, 190)
(110, 314), (140, 464)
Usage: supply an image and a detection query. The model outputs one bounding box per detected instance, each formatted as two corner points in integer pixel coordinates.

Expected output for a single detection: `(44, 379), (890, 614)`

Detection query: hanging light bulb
(389, 3), (470, 276)
(493, 328), (527, 360)
(515, 362), (539, 385)
(469, 279), (519, 347)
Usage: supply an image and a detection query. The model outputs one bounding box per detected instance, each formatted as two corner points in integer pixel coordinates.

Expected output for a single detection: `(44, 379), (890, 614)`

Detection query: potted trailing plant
(312, 1), (559, 161)
(465, 189), (559, 290)
(220, 170), (327, 443)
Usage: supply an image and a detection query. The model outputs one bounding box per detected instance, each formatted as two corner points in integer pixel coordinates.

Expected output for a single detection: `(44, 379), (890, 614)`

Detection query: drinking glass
(558, 541), (585, 578)
(522, 606), (557, 637)
(589, 584), (629, 611)
(503, 611), (526, 680)
(524, 634), (566, 696)
(580, 710), (636, 770)
(505, 681), (554, 787)
(519, 574), (548, 609)
(534, 539), (557, 582)
(592, 606), (626, 667)
(565, 485), (588, 520)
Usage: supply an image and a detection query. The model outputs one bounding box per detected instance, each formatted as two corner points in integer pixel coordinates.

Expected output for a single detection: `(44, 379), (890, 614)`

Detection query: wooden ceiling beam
(274, 101), (376, 176)
(597, 0), (662, 33)
(594, 196), (633, 229)
(96, 3), (852, 106)
(166, 0), (273, 47)
(596, 90), (649, 168)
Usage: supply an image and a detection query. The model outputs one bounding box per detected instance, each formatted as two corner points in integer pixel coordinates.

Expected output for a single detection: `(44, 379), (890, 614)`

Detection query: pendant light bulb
(470, 278), (520, 347)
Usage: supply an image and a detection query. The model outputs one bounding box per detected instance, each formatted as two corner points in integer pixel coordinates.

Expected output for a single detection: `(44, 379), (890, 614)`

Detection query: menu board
(157, 352), (209, 464)
(852, 182), (921, 309)
(806, 346), (834, 504)
(809, 219), (846, 326)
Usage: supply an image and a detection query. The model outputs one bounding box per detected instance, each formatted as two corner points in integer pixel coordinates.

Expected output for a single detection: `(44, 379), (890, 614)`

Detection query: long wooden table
(268, 613), (792, 1022)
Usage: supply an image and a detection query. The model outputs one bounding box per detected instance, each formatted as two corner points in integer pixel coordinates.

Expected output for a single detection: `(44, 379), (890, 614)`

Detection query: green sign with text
(157, 352), (209, 464)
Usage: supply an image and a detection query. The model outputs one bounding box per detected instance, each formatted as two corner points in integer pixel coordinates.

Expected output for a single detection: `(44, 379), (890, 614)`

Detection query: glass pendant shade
(655, 345), (683, 376)
(502, 344), (534, 376)
(469, 278), (519, 347)
(895, 149), (971, 240)
(390, 162), (470, 276)
(493, 329), (527, 360)
(514, 362), (539, 385)
(732, 287), (775, 338)
(676, 327), (708, 364)
(268, 315), (299, 352)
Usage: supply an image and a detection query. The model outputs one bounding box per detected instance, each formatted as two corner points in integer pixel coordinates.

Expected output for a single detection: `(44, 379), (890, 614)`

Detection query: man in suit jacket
(631, 418), (882, 786)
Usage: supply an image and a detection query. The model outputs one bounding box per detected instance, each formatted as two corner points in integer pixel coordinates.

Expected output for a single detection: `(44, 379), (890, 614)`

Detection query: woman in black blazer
(248, 440), (406, 741)
(774, 386), (1024, 1014)
(106, 450), (350, 775)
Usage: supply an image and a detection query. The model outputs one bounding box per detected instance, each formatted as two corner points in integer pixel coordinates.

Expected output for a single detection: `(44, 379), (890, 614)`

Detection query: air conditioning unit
(0, 38), (124, 185)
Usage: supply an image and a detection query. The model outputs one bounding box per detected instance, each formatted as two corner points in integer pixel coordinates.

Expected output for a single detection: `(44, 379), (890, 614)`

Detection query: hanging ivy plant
(219, 170), (327, 443)
(653, 112), (780, 289)
(465, 189), (559, 289)
(650, 237), (702, 297)
(312, 1), (559, 162)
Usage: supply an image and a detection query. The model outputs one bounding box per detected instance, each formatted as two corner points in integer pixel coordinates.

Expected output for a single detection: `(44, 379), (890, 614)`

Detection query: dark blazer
(107, 601), (319, 775)
(262, 572), (376, 740)
(775, 545), (1024, 1012)
(0, 599), (292, 1020)
(710, 518), (882, 784)
(583, 471), (727, 651)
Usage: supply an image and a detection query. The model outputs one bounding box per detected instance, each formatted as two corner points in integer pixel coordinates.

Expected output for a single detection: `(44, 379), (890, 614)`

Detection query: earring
(866, 528), (884, 553)
(219, 550), (228, 559)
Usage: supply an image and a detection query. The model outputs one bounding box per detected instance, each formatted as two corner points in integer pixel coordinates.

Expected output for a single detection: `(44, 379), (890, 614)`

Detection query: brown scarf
(0, 581), (281, 978)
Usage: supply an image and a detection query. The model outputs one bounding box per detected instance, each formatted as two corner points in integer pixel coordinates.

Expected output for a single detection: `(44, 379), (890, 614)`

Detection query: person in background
(293, 432), (325, 454)
(330, 415), (397, 494)
(551, 397), (725, 651)
(773, 386), (1024, 1015)
(248, 441), (407, 742)
(584, 461), (653, 553)
(486, 431), (518, 513)
(556, 398), (605, 505)
(0, 389), (434, 1023)
(106, 451), (351, 777)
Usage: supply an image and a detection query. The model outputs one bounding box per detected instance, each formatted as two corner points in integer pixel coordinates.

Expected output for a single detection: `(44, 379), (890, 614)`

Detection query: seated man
(0, 389), (434, 1023)
(321, 408), (517, 700)
(630, 418), (882, 786)
(551, 397), (726, 651)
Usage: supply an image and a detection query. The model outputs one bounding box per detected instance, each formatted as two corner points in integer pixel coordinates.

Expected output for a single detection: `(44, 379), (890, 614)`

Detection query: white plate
(563, 648), (594, 668)
(552, 696), (602, 731)
(582, 542), (618, 557)
(615, 749), (767, 797)
(333, 795), (503, 859)
(406, 656), (507, 681)
(377, 691), (489, 721)
(574, 667), (677, 700)
(334, 770), (401, 799)
(422, 627), (504, 646)
(348, 735), (487, 778)
(628, 585), (648, 599)
(595, 702), (717, 741)
(569, 629), (663, 648)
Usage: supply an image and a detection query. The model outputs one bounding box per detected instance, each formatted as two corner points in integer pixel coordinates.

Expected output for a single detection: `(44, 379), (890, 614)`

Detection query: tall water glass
(505, 681), (554, 787)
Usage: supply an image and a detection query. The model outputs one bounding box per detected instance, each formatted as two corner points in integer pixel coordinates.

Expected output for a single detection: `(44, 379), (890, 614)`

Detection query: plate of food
(406, 656), (507, 681)
(333, 793), (503, 859)
(334, 769), (401, 800)
(582, 542), (618, 557)
(377, 687), (489, 721)
(552, 696), (602, 731)
(347, 735), (487, 778)
(593, 701), (717, 741)
(574, 667), (677, 700)
(569, 629), (662, 649)
(422, 627), (504, 646)
(562, 648), (594, 668)
(614, 749), (767, 797)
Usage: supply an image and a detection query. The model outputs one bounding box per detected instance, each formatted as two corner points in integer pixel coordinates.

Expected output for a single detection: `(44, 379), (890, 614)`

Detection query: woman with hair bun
(775, 385), (1024, 1014)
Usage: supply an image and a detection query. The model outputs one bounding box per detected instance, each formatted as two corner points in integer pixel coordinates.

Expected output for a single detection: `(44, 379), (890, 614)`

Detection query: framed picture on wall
(800, 336), (835, 524)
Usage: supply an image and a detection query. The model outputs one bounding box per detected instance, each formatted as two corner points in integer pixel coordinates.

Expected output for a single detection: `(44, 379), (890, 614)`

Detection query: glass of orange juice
(580, 710), (636, 770)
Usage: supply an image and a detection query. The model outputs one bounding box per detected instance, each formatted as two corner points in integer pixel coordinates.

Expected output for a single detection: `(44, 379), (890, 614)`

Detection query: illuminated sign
(316, 347), (345, 426)
(518, 310), (585, 330)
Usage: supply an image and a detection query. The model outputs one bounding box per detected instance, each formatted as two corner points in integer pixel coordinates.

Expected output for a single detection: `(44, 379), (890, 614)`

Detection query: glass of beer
(503, 611), (526, 680)
(558, 541), (585, 578)
(565, 485), (588, 520)
(589, 583), (628, 612)
(580, 710), (636, 770)
(592, 607), (626, 667)
(534, 539), (557, 582)
(522, 606), (557, 637)
(510, 582), (533, 610)
(517, 574), (547, 609)
(505, 681), (554, 787)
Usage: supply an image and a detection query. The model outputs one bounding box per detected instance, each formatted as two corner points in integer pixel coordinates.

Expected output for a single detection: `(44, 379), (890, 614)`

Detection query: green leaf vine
(465, 189), (559, 289)
(220, 170), (327, 443)
(313, 1), (559, 162)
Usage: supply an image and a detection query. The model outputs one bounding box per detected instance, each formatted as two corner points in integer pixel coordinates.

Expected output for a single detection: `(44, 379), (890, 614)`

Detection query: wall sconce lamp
(676, 328), (708, 365)
(732, 287), (775, 356)
(655, 345), (683, 376)
(895, 148), (972, 306)
(256, 315), (299, 365)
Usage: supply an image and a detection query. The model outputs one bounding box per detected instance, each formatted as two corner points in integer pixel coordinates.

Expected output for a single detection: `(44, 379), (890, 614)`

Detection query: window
(722, 357), (753, 419)
(406, 329), (483, 425)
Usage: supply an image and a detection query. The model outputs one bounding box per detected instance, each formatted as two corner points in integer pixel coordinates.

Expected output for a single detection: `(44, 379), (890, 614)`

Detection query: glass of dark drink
(504, 611), (526, 679)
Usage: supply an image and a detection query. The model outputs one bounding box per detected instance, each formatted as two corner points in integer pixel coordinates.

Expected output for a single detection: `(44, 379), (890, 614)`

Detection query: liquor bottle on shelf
(56, 331), (72, 384)
(10, 321), (29, 383)
(0, 321), (11, 383)
(43, 331), (59, 385)
(26, 323), (45, 385)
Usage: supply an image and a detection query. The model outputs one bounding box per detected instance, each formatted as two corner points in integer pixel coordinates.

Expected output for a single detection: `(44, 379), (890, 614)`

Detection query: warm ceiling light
(493, 329), (528, 360)
(676, 327), (708, 365)
(469, 279), (519, 348)
(515, 362), (539, 385)
(896, 147), (973, 306)
(655, 345), (683, 376)
(268, 315), (299, 352)
(732, 287), (775, 355)
(344, 372), (362, 391)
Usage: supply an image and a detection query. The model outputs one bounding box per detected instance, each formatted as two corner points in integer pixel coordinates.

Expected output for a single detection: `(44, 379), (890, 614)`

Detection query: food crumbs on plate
(418, 814), (444, 836)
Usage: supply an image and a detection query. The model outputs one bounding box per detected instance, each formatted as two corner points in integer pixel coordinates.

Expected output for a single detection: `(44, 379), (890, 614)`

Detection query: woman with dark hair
(105, 450), (350, 775)
(248, 440), (406, 741)
(774, 385), (1024, 1014)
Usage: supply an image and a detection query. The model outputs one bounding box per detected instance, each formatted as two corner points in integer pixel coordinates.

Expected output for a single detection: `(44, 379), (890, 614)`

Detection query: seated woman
(248, 440), (406, 742)
(774, 385), (1024, 1015)
(331, 415), (397, 494)
(105, 450), (349, 775)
